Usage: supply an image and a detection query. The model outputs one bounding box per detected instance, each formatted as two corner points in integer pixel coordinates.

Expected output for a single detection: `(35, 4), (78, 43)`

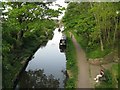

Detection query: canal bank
(65, 32), (78, 88)
(11, 30), (54, 89)
(13, 42), (47, 89)
(3, 29), (54, 89)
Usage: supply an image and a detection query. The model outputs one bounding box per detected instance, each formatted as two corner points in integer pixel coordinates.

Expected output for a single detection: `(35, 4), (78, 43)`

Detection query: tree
(62, 2), (119, 56)
(2, 1), (60, 88)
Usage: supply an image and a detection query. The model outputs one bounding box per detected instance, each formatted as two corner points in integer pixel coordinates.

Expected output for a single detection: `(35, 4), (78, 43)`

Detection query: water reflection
(18, 69), (60, 88)
(17, 28), (66, 88)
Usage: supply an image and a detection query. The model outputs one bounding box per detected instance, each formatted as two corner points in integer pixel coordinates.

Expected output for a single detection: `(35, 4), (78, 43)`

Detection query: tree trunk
(15, 30), (24, 48)
(99, 33), (104, 51)
(113, 17), (118, 47)
(107, 28), (110, 44)
(98, 15), (104, 51)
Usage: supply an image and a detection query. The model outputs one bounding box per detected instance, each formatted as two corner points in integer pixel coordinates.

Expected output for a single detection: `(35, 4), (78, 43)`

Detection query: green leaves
(2, 2), (58, 46)
(2, 2), (59, 88)
(63, 2), (119, 49)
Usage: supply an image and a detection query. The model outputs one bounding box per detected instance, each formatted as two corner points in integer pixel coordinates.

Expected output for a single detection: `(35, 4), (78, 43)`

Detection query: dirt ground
(71, 34), (90, 88)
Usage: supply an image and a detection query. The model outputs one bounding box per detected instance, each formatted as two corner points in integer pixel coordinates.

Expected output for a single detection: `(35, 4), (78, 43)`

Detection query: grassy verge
(65, 32), (78, 88)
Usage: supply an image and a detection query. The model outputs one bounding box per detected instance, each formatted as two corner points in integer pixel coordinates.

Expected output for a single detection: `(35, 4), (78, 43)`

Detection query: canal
(16, 27), (67, 88)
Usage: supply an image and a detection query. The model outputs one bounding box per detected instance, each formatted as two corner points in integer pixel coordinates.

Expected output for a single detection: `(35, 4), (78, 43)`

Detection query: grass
(65, 31), (78, 88)
(95, 63), (119, 89)
(87, 47), (111, 59)
(110, 63), (119, 88)
(72, 31), (112, 59)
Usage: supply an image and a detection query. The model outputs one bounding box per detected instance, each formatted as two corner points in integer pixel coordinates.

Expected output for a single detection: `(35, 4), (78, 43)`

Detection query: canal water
(16, 27), (67, 88)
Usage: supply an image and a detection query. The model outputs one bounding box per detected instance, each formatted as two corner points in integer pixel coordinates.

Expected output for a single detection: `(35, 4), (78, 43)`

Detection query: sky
(48, 0), (68, 20)
(0, 0), (68, 20)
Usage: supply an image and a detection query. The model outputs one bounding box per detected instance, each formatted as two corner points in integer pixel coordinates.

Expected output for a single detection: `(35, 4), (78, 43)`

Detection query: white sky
(48, 0), (68, 20)
(1, 0), (68, 20)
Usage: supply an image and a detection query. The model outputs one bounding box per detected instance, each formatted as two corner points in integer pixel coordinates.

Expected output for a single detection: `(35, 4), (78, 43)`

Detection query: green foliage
(65, 78), (75, 88)
(95, 64), (119, 88)
(62, 2), (119, 58)
(111, 63), (119, 87)
(87, 48), (111, 59)
(2, 2), (58, 88)
(62, 2), (119, 88)
(65, 32), (78, 88)
(19, 70), (60, 88)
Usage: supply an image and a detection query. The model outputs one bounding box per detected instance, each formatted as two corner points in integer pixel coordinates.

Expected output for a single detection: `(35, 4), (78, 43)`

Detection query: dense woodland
(62, 2), (119, 88)
(2, 2), (61, 88)
(62, 2), (119, 58)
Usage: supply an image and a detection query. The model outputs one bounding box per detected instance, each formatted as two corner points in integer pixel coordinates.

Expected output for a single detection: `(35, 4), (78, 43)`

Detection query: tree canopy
(62, 2), (119, 56)
(2, 2), (61, 88)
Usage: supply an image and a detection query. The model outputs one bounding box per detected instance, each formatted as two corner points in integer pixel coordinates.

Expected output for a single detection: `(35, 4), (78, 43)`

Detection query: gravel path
(70, 33), (90, 88)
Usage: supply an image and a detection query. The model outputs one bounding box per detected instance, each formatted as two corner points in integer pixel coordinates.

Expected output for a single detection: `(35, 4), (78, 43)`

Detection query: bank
(2, 27), (55, 88)
(65, 31), (78, 88)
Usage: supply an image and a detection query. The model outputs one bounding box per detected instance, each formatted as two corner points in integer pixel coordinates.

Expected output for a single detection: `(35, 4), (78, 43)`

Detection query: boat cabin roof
(61, 34), (66, 40)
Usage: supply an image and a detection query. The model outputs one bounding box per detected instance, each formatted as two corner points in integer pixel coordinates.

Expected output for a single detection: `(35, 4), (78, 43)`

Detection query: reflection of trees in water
(61, 69), (68, 87)
(19, 69), (60, 88)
